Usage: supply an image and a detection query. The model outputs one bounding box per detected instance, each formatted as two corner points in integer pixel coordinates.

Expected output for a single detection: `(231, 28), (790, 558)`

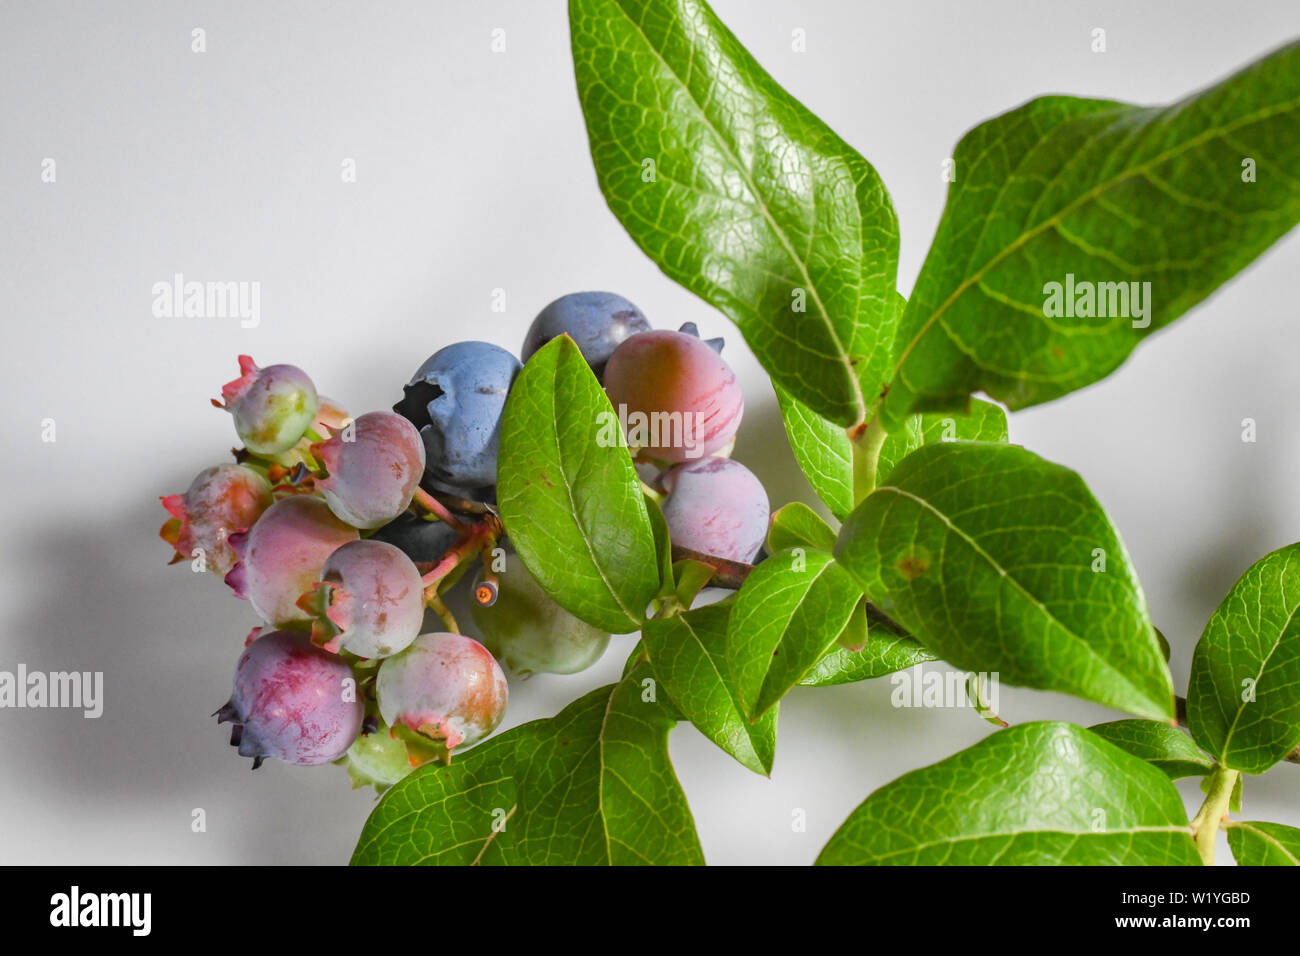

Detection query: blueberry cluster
(161, 292), (769, 789)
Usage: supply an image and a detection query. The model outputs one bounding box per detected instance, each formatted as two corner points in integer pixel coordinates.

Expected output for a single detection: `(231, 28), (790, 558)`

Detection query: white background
(2, 0), (1299, 865)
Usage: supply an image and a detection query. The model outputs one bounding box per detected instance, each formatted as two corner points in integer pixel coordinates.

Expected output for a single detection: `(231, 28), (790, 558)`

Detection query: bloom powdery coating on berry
(214, 355), (320, 456)
(159, 464), (273, 574)
(313, 411), (426, 529)
(376, 632), (508, 754)
(215, 630), (364, 768)
(471, 556), (610, 676)
(603, 328), (743, 463)
(662, 456), (769, 563)
(521, 291), (652, 378)
(300, 539), (425, 658)
(393, 342), (522, 493)
(225, 495), (358, 625)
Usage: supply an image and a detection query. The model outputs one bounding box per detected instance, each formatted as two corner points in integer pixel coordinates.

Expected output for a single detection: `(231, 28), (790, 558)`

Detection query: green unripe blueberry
(471, 557), (611, 676)
(217, 355), (319, 455)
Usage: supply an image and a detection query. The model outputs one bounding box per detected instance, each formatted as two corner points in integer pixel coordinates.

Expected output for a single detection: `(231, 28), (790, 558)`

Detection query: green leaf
(571, 0), (899, 425)
(775, 385), (854, 518)
(498, 335), (660, 633)
(352, 661), (703, 866)
(767, 501), (837, 553)
(644, 602), (777, 775)
(645, 492), (675, 596)
(835, 441), (1174, 719)
(514, 661), (705, 865)
(727, 548), (861, 718)
(876, 398), (1008, 484)
(1187, 542), (1300, 773)
(881, 42), (1300, 428)
(1227, 821), (1300, 865)
(351, 727), (533, 865)
(1088, 720), (1215, 779)
(817, 722), (1200, 865)
(801, 606), (936, 686)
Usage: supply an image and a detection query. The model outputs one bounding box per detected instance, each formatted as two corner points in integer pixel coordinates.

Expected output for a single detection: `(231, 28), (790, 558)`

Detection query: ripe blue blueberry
(394, 342), (522, 493)
(521, 292), (652, 377)
(369, 513), (461, 565)
(676, 321), (725, 355)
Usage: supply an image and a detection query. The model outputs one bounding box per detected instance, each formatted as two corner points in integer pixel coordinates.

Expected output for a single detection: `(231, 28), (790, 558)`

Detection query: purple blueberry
(393, 342), (521, 493)
(216, 630), (364, 768)
(521, 292), (652, 377)
(662, 457), (769, 563)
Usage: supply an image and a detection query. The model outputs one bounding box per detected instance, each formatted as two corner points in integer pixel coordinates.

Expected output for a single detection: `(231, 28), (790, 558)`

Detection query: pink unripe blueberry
(160, 464), (273, 574)
(313, 411), (425, 529)
(215, 355), (319, 455)
(225, 496), (358, 624)
(304, 539), (425, 659)
(376, 632), (508, 754)
(216, 630), (363, 768)
(662, 456), (769, 563)
(602, 329), (743, 463)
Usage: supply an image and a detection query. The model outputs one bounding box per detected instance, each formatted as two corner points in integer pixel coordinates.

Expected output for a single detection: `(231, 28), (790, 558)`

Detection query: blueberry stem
(412, 487), (472, 531)
(426, 592), (460, 634)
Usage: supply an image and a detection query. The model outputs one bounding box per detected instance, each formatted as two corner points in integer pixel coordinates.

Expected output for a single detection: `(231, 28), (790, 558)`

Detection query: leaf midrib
(602, 0), (865, 419)
(1218, 588), (1300, 761)
(543, 357), (641, 628)
(1230, 822), (1300, 865)
(664, 615), (766, 773)
(877, 483), (1168, 715)
(884, 91), (1300, 406)
(852, 823), (1191, 863)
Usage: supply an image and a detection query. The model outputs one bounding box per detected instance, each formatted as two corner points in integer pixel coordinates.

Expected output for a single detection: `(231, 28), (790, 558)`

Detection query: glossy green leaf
(775, 385), (854, 518)
(352, 662), (702, 866)
(881, 42), (1300, 428)
(572, 0), (899, 425)
(351, 726), (535, 866)
(1187, 543), (1300, 773)
(644, 602), (777, 775)
(767, 501), (837, 554)
(801, 607), (936, 686)
(645, 492), (675, 596)
(818, 722), (1200, 865)
(876, 398), (1008, 484)
(514, 661), (704, 865)
(1088, 720), (1214, 779)
(498, 335), (659, 633)
(727, 548), (861, 718)
(1226, 821), (1300, 865)
(835, 441), (1174, 719)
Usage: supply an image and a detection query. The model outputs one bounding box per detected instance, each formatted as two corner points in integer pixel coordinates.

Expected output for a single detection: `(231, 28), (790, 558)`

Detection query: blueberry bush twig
(162, 0), (1300, 866)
